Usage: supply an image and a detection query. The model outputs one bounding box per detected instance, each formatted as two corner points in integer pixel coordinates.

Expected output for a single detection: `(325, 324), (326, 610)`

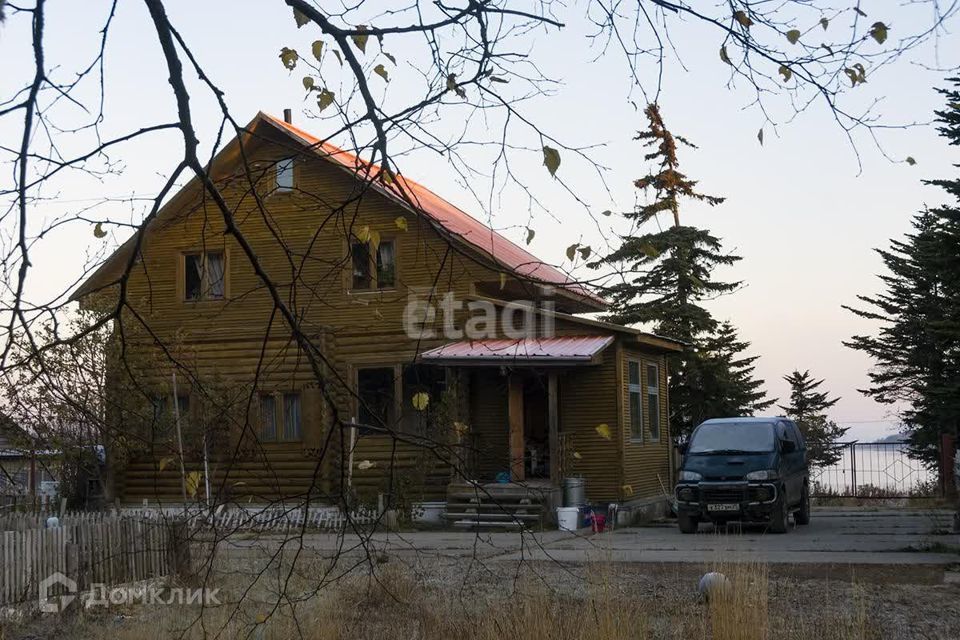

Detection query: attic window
(276, 158), (294, 191)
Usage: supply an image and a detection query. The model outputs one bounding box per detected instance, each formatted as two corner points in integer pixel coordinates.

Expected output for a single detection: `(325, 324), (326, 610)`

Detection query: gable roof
(72, 112), (605, 310)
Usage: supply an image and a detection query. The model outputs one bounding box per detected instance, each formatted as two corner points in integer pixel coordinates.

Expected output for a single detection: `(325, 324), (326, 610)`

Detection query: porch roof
(418, 335), (614, 366)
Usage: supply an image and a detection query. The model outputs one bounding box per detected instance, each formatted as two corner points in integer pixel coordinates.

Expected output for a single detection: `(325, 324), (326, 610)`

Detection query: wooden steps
(445, 482), (558, 530)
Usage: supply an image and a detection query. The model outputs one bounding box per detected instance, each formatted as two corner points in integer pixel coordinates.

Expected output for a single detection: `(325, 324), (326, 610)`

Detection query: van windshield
(688, 422), (776, 454)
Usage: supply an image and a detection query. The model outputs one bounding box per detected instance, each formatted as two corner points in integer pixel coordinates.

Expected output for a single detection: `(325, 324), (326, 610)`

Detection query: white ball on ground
(698, 571), (731, 601)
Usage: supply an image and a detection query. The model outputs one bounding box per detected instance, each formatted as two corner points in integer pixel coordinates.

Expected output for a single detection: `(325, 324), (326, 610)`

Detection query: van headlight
(679, 470), (702, 482)
(745, 470), (778, 481)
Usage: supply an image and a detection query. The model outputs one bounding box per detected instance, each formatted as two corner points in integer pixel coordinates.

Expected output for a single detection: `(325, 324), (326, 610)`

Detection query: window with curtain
(376, 240), (396, 289)
(184, 251), (225, 301)
(646, 363), (660, 442)
(628, 360), (642, 441)
(351, 239), (396, 290)
(283, 393), (301, 441)
(276, 158), (294, 191)
(351, 241), (372, 289)
(260, 394), (277, 441)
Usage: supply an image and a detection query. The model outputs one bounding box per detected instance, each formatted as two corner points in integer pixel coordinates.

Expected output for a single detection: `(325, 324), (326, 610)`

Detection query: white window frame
(646, 362), (661, 443)
(627, 359), (643, 442)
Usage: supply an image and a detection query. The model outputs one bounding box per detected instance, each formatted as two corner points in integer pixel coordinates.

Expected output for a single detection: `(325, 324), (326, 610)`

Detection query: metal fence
(810, 441), (941, 499)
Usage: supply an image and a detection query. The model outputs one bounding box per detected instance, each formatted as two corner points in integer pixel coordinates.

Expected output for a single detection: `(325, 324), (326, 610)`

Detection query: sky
(1, 1), (958, 442)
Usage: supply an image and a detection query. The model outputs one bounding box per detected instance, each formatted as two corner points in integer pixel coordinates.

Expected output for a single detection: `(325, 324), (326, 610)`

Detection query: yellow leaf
(578, 245), (592, 261)
(622, 484), (634, 496)
(311, 40), (324, 61)
(542, 145), (560, 177)
(565, 243), (578, 261)
(733, 10), (753, 28)
(355, 225), (371, 243)
(158, 457), (174, 473)
(317, 88), (335, 112)
(373, 64), (389, 82)
(185, 471), (202, 499)
(595, 423), (611, 440)
(412, 392), (430, 411)
(293, 8), (310, 28)
(333, 50), (343, 66)
(786, 29), (801, 44)
(870, 22), (888, 45)
(351, 26), (369, 53)
(453, 421), (469, 437)
(499, 272), (507, 290)
(525, 227), (535, 245)
(356, 460), (375, 470)
(373, 308), (383, 320)
(394, 216), (408, 231)
(368, 228), (381, 250)
(93, 222), (107, 238)
(279, 47), (298, 70)
(302, 76), (315, 91)
(778, 65), (792, 83)
(719, 45), (732, 65)
(572, 451), (582, 460)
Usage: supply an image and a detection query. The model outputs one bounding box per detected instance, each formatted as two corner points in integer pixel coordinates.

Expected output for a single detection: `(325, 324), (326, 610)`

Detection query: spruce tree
(779, 370), (848, 467)
(844, 78), (960, 468)
(594, 105), (773, 439)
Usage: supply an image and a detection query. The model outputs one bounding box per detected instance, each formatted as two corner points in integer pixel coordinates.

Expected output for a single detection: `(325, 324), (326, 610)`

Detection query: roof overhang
(418, 335), (614, 367)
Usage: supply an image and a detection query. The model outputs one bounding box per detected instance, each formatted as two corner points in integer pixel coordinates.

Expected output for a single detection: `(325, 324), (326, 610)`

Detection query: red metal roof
(259, 113), (605, 308)
(418, 335), (614, 364)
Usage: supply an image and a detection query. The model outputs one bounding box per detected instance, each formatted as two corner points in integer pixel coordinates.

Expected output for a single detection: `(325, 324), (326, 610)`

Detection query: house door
(523, 374), (550, 479)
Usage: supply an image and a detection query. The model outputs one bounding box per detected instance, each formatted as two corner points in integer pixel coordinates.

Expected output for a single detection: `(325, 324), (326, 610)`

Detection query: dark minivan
(674, 417), (810, 534)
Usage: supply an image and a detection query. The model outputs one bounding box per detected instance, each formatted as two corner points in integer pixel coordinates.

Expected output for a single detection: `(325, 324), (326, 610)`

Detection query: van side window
(788, 422), (806, 450)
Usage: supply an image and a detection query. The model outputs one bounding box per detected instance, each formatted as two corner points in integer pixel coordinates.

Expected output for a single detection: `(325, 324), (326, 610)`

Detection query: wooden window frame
(627, 359), (643, 443)
(180, 249), (229, 302)
(347, 237), (398, 293)
(645, 361), (661, 443)
(258, 390), (302, 443)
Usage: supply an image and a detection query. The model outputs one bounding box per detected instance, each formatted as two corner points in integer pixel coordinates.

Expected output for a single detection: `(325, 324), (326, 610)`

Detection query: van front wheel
(678, 513), (699, 534)
(769, 495), (790, 534)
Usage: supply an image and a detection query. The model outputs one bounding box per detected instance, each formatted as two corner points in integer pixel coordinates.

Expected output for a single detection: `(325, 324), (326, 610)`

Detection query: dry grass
(0, 553), (943, 640)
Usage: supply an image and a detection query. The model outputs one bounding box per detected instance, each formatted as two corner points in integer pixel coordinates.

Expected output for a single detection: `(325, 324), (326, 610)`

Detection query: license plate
(707, 503), (740, 512)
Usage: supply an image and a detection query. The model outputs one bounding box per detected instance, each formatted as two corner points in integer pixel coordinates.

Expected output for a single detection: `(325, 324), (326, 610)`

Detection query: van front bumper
(675, 481), (779, 522)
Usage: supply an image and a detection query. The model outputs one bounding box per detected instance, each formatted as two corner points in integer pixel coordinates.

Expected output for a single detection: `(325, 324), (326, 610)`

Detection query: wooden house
(72, 112), (682, 522)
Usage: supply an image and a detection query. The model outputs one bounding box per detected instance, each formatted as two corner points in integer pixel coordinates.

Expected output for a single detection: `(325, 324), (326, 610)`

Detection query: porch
(419, 335), (617, 527)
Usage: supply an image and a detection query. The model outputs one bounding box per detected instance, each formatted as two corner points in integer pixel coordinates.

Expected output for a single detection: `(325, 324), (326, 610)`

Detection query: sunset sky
(2, 2), (958, 441)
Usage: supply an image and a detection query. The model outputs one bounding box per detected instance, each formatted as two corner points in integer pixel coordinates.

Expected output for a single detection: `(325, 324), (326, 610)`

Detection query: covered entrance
(419, 336), (613, 527)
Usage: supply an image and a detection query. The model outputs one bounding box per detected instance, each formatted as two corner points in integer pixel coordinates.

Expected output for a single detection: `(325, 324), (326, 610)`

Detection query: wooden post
(508, 374), (525, 482)
(172, 372), (188, 507)
(548, 373), (559, 485)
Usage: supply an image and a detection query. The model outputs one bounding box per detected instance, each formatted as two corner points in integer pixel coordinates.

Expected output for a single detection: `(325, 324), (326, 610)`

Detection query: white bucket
(557, 506), (581, 532)
(414, 501), (446, 525)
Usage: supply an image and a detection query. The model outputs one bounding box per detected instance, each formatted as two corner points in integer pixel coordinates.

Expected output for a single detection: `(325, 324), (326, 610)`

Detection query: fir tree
(844, 78), (960, 468)
(594, 105), (773, 439)
(779, 370), (848, 467)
